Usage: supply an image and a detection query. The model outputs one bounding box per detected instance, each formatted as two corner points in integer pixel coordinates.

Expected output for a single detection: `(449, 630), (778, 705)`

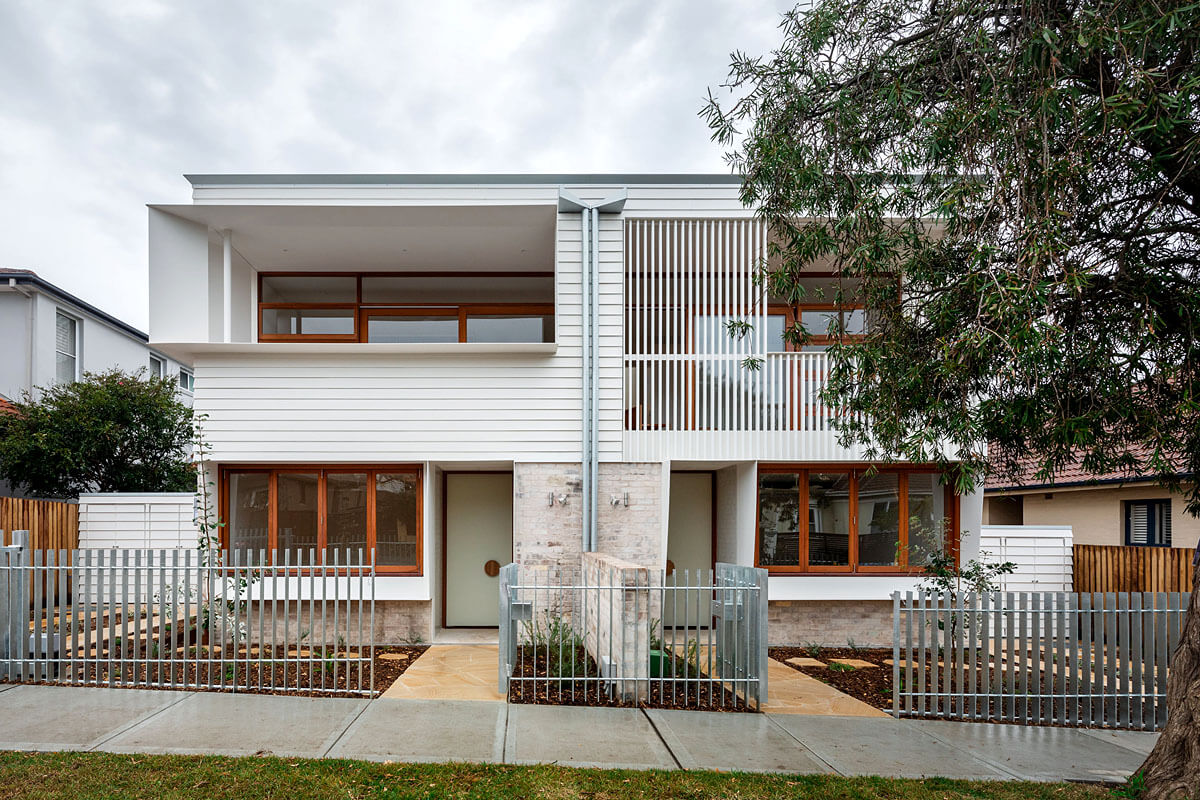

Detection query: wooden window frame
(767, 303), (867, 351)
(220, 464), (423, 575)
(256, 272), (555, 344)
(754, 464), (960, 576)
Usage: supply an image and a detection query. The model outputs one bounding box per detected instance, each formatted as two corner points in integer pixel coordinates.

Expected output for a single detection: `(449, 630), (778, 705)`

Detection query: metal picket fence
(893, 590), (1190, 730)
(1, 532), (376, 696)
(499, 560), (767, 710)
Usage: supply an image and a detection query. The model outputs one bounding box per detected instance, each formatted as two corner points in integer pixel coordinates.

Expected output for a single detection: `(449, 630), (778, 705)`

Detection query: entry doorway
(443, 472), (513, 627)
(666, 471), (715, 627)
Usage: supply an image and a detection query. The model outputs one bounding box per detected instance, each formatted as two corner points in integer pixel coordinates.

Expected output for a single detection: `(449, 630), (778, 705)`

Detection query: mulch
(5, 644), (429, 698)
(507, 645), (752, 711)
(771, 646), (893, 709)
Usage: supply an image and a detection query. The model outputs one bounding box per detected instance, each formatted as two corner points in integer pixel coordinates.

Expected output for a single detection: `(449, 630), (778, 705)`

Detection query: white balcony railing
(623, 351), (840, 433)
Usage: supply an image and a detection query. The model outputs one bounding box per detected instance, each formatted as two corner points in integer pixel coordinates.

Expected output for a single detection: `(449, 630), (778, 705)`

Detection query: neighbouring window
(178, 368), (194, 392)
(148, 355), (165, 378)
(55, 311), (78, 384)
(257, 272), (555, 343)
(223, 466), (421, 573)
(1125, 499), (1172, 547)
(757, 466), (958, 573)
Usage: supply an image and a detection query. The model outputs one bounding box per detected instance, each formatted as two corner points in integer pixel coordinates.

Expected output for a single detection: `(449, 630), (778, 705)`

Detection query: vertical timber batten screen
(0, 546), (376, 696)
(499, 559), (767, 710)
(893, 590), (1189, 731)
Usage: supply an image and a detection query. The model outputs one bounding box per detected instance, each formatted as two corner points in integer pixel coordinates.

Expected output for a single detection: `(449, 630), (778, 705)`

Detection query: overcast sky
(0, 1), (792, 330)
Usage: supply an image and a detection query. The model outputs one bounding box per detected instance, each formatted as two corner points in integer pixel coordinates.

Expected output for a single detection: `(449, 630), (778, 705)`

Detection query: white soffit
(149, 204), (557, 271)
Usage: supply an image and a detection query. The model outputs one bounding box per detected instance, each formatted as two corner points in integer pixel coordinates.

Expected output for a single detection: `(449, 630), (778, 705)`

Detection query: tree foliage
(0, 369), (194, 498)
(702, 0), (1200, 505)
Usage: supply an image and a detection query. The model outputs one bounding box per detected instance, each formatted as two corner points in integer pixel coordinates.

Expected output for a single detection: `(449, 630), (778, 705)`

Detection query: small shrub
(829, 662), (856, 673)
(846, 638), (863, 654)
(1109, 771), (1145, 799)
(524, 610), (587, 680)
(802, 641), (822, 658)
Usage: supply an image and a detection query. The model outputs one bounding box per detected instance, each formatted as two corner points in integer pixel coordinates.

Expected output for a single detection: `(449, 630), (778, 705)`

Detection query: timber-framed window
(221, 465), (422, 574)
(257, 272), (554, 343)
(756, 465), (959, 574)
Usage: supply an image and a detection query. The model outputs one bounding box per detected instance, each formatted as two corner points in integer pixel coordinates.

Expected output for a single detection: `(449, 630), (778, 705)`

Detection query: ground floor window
(1124, 499), (1171, 547)
(757, 465), (959, 574)
(221, 465), (421, 574)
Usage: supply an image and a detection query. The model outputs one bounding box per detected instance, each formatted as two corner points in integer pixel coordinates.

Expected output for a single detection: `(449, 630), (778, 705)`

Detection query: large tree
(702, 1), (1199, 796)
(0, 369), (194, 498)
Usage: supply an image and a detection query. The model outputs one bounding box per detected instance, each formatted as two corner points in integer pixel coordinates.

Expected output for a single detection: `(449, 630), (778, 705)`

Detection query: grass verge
(0, 751), (1118, 800)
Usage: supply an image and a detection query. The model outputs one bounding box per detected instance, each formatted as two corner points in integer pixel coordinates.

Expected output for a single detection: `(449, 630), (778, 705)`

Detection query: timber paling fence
(1074, 544), (1195, 593)
(893, 591), (1190, 731)
(499, 561), (768, 710)
(1, 532), (376, 696)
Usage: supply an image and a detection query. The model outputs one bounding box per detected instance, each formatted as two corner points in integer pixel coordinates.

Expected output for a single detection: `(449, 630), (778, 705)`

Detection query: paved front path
(0, 684), (1150, 782)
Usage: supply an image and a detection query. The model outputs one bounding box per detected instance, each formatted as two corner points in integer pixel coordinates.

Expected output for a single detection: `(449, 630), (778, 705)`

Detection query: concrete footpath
(0, 683), (1152, 782)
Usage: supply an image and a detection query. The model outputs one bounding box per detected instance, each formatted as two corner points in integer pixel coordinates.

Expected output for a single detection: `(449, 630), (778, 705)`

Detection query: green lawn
(0, 751), (1120, 800)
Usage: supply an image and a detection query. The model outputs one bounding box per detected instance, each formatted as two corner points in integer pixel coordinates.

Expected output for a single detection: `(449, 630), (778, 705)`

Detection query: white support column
(221, 229), (232, 343)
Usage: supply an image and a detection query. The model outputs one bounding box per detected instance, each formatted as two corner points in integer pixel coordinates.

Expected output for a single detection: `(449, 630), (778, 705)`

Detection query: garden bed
(508, 645), (751, 711)
(771, 646), (893, 709)
(6, 644), (428, 698)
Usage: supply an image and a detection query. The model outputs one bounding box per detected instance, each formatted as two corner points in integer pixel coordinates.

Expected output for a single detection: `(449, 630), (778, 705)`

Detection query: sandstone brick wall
(513, 462), (664, 580)
(767, 599), (894, 647)
(240, 599), (431, 646)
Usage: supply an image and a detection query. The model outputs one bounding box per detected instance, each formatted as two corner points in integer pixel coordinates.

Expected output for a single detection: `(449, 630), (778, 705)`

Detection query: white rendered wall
(149, 208), (210, 344)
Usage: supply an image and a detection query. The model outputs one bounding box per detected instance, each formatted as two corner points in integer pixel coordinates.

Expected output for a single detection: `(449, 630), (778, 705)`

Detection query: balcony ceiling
(150, 204), (557, 271)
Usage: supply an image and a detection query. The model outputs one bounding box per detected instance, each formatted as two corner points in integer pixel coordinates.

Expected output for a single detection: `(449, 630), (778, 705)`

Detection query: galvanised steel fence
(1, 531), (376, 696)
(893, 590), (1190, 730)
(499, 560), (767, 710)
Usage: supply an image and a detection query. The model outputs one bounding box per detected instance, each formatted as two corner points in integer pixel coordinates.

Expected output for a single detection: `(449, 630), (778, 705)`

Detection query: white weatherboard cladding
(193, 212), (626, 464)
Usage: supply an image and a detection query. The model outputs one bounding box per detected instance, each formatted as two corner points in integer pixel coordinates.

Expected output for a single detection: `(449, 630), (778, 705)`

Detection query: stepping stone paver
(829, 658), (877, 669)
(379, 652), (409, 662)
(785, 656), (825, 668)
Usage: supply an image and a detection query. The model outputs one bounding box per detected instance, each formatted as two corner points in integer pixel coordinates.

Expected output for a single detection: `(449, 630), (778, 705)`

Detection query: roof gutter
(1, 272), (149, 342)
(558, 188), (627, 553)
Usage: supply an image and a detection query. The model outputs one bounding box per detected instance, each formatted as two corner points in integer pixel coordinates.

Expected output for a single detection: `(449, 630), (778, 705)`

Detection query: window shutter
(1129, 503), (1149, 545)
(1159, 503), (1172, 546)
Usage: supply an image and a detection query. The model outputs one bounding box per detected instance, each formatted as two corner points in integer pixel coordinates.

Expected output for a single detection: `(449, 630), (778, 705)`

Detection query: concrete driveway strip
(913, 720), (1148, 783)
(101, 692), (369, 758)
(504, 705), (677, 770)
(646, 709), (834, 774)
(327, 699), (507, 764)
(768, 713), (1015, 780)
(0, 685), (189, 752)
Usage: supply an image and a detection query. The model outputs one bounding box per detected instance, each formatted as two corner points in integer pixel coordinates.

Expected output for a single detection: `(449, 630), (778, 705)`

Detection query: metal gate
(498, 558), (768, 709)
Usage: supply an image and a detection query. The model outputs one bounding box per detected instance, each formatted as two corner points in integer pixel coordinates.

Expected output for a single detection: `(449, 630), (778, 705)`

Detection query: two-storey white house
(147, 174), (983, 645)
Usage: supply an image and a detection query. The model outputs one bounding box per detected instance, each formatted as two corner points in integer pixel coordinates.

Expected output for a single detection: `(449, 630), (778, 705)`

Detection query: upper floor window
(766, 305), (867, 352)
(178, 368), (194, 393)
(149, 355), (165, 378)
(257, 272), (554, 344)
(54, 311), (79, 384)
(1125, 499), (1171, 546)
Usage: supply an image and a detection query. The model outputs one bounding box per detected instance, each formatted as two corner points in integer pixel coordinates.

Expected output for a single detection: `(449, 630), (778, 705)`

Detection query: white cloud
(0, 0), (792, 329)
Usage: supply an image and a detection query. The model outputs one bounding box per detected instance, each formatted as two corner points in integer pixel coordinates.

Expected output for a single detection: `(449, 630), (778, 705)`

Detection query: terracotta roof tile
(986, 442), (1190, 491)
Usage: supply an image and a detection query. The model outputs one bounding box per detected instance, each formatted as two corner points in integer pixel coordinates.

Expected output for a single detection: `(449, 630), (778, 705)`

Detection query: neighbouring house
(0, 268), (193, 404)
(145, 173), (985, 646)
(985, 454), (1198, 551)
(0, 268), (193, 498)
